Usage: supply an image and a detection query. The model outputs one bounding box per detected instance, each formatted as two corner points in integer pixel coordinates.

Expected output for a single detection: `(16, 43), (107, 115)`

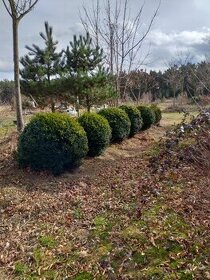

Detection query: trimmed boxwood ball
(78, 112), (111, 156)
(150, 104), (162, 125)
(98, 107), (131, 142)
(17, 113), (88, 175)
(120, 105), (143, 136)
(137, 105), (156, 130)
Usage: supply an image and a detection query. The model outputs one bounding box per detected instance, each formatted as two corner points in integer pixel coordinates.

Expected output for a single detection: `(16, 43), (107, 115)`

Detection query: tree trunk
(13, 19), (24, 132)
(47, 71), (55, 112)
(173, 87), (176, 107)
(50, 97), (55, 112)
(86, 95), (91, 112)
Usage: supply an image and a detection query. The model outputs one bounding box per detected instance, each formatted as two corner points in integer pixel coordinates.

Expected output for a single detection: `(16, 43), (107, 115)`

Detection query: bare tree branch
(124, 0), (161, 58)
(2, 0), (13, 16)
(80, 0), (160, 100)
(3, 0), (39, 20)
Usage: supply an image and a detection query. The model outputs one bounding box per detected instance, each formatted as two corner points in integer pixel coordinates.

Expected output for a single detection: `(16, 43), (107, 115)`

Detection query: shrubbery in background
(78, 112), (111, 156)
(98, 107), (131, 142)
(137, 105), (155, 130)
(120, 105), (143, 136)
(150, 104), (162, 125)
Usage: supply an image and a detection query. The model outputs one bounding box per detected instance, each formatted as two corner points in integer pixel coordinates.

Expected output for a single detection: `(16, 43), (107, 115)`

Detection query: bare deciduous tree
(2, 0), (39, 131)
(165, 51), (194, 107)
(80, 0), (161, 101)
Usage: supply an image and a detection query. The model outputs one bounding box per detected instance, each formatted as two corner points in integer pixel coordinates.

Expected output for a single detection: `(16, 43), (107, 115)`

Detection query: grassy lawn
(0, 106), (33, 141)
(0, 106), (16, 139)
(161, 111), (198, 127)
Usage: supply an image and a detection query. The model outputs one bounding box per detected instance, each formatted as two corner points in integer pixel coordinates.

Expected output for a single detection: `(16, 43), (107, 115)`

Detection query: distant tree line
(2, 60), (210, 108)
(118, 61), (210, 104)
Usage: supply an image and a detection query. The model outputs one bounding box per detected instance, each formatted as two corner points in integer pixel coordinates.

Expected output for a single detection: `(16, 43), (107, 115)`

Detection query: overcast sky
(1, 0), (210, 80)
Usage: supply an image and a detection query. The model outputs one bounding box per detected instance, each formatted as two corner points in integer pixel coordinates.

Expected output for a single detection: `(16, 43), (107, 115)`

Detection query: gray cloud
(146, 27), (210, 70)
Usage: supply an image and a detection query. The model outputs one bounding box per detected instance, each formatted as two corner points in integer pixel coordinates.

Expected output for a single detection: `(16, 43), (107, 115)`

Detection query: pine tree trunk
(50, 97), (55, 112)
(86, 95), (91, 112)
(13, 19), (24, 132)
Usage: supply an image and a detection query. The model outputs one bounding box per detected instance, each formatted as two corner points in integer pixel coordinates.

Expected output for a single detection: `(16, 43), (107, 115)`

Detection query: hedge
(17, 113), (88, 175)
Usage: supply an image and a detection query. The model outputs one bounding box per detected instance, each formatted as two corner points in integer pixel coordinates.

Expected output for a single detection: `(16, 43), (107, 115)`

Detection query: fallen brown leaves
(0, 125), (209, 279)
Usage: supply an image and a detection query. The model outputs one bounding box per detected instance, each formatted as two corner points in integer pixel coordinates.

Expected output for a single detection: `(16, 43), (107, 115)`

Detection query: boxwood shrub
(98, 107), (131, 142)
(78, 112), (111, 156)
(137, 105), (155, 130)
(17, 113), (88, 175)
(150, 104), (162, 125)
(120, 105), (143, 136)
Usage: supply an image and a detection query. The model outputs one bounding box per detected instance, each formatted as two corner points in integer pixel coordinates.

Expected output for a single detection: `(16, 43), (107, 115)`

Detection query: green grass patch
(39, 235), (57, 249)
(74, 272), (93, 280)
(73, 208), (84, 219)
(145, 246), (168, 265)
(14, 262), (28, 276)
(178, 138), (196, 149)
(33, 248), (43, 266)
(145, 143), (161, 157)
(91, 215), (112, 241)
(132, 252), (147, 266)
(161, 111), (198, 127)
(96, 243), (112, 258)
(122, 224), (147, 244)
(42, 270), (58, 280)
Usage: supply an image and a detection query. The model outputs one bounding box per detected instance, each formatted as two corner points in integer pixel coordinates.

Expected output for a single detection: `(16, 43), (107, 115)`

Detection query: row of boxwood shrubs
(17, 105), (161, 175)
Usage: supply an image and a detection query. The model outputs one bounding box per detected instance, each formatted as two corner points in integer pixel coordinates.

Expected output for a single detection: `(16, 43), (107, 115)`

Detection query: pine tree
(65, 33), (115, 112)
(20, 22), (63, 111)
